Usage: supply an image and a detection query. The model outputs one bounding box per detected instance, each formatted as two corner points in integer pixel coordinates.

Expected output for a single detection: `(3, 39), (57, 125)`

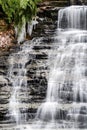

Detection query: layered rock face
(70, 0), (87, 5)
(0, 0), (85, 129)
(0, 8), (58, 127)
(38, 0), (70, 10)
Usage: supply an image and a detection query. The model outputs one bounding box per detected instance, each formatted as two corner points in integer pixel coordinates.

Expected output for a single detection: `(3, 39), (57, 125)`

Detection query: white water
(58, 5), (87, 29)
(32, 6), (87, 129)
(6, 5), (87, 130)
(8, 42), (33, 124)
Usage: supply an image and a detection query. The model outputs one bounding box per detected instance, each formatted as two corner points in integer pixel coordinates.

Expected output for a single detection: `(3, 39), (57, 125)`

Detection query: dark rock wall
(70, 0), (87, 5)
(0, 8), (58, 126)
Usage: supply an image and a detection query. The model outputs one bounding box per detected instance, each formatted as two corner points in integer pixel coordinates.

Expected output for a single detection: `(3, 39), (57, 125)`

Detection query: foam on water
(33, 6), (87, 129)
(7, 5), (87, 130)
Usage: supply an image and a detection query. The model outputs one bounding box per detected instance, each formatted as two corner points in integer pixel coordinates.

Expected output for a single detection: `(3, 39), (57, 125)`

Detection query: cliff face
(0, 7), (58, 127)
(0, 2), (64, 127)
(1, 0), (86, 128)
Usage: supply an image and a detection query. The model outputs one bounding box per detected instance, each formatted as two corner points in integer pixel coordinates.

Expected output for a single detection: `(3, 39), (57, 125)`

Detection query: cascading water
(33, 6), (87, 129)
(8, 42), (33, 124)
(4, 5), (87, 130)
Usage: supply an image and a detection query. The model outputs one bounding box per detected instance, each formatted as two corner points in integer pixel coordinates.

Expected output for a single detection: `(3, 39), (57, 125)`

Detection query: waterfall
(58, 5), (87, 29)
(8, 42), (33, 124)
(33, 6), (87, 129)
(5, 5), (87, 130)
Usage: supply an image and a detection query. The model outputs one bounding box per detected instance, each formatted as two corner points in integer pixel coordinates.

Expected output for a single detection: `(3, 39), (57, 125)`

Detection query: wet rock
(0, 76), (8, 85)
(33, 45), (51, 50)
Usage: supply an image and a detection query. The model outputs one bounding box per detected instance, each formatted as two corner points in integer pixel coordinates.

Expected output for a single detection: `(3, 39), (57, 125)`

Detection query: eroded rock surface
(0, 7), (58, 127)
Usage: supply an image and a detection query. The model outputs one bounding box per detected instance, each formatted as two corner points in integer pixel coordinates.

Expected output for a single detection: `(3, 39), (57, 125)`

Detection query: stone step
(59, 90), (73, 102)
(11, 67), (48, 76)
(33, 45), (52, 50)
(1, 102), (87, 124)
(43, 0), (68, 1)
(49, 1), (69, 7)
(59, 90), (87, 103)
(67, 113), (87, 122)
(67, 107), (87, 115)
(38, 1), (69, 7)
(8, 52), (48, 65)
(1, 102), (87, 112)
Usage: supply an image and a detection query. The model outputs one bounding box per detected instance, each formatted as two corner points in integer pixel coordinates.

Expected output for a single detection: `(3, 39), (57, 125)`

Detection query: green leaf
(0, 0), (42, 42)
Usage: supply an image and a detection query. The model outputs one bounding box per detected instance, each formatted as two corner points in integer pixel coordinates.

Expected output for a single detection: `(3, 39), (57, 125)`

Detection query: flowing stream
(4, 5), (87, 130)
(33, 6), (87, 129)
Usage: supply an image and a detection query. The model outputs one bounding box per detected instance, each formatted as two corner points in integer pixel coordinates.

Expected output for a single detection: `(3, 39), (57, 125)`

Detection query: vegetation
(0, 0), (41, 42)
